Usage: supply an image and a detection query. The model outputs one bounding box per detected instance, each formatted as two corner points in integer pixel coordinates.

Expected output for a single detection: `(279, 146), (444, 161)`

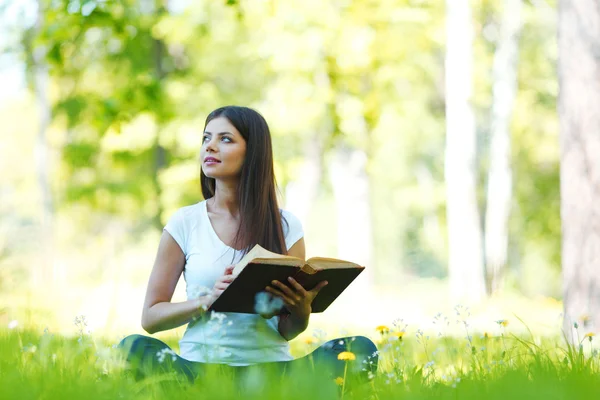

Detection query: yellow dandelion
(496, 319), (509, 327)
(581, 315), (591, 324)
(376, 325), (390, 334)
(392, 331), (405, 340)
(334, 377), (344, 386)
(337, 351), (356, 361)
(483, 332), (491, 339)
(304, 337), (317, 345)
(585, 332), (595, 341)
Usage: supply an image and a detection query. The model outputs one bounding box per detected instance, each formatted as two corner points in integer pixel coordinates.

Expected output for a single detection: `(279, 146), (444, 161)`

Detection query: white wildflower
(210, 311), (227, 324)
(312, 328), (327, 341)
(8, 320), (18, 330)
(189, 285), (212, 299)
(156, 348), (177, 363)
(254, 292), (284, 316)
(23, 344), (37, 353)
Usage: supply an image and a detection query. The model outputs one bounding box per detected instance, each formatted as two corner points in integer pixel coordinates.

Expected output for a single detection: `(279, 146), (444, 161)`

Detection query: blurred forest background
(0, 0), (574, 340)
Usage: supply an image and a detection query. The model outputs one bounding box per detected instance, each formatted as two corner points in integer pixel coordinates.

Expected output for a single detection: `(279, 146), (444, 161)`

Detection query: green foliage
(2, 317), (600, 400)
(5, 0), (561, 290)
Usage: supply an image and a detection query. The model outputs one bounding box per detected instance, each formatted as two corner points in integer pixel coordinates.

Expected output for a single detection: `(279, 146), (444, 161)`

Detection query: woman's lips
(204, 157), (221, 165)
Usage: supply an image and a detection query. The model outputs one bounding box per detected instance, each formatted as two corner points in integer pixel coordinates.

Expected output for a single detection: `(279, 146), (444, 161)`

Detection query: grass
(1, 310), (600, 400)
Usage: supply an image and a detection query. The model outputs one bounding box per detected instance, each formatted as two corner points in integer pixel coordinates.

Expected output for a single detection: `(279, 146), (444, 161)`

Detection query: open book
(208, 244), (365, 314)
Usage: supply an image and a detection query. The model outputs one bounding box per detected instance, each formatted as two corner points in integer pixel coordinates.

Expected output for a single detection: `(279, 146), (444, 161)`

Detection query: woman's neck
(208, 181), (240, 218)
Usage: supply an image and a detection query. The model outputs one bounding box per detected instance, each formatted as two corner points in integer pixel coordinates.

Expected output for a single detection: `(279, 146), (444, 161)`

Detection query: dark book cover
(209, 262), (364, 314)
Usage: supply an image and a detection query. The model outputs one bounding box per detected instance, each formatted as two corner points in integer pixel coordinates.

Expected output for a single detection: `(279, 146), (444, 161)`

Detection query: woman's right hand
(207, 265), (235, 306)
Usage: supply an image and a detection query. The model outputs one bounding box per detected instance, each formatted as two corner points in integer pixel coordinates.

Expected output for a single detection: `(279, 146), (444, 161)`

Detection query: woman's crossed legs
(118, 334), (378, 385)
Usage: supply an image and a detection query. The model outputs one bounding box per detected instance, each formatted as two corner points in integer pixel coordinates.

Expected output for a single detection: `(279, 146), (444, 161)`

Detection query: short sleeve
(281, 209), (304, 251)
(164, 208), (187, 255)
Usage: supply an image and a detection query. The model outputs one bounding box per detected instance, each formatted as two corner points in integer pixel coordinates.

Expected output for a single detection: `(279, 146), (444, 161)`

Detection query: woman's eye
(222, 136), (232, 143)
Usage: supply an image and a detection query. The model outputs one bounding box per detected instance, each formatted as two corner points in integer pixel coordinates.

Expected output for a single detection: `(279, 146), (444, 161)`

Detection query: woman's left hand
(266, 277), (328, 319)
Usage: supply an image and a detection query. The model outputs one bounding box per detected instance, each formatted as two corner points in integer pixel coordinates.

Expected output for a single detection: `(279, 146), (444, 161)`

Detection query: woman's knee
(117, 334), (170, 363)
(350, 336), (378, 355)
(117, 334), (147, 354)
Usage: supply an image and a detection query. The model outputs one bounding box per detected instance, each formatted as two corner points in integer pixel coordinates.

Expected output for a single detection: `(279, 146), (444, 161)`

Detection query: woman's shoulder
(280, 208), (301, 226)
(279, 208), (304, 248)
(177, 201), (205, 217)
(165, 201), (205, 227)
(164, 201), (205, 251)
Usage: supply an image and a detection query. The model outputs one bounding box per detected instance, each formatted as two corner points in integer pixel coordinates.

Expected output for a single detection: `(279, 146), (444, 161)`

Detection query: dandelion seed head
(8, 320), (18, 330)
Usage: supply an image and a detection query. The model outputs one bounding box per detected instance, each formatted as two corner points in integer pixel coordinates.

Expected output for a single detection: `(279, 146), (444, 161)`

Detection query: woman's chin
(202, 171), (239, 181)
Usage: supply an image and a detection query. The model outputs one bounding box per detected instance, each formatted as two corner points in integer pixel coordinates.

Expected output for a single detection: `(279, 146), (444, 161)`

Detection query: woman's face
(200, 117), (247, 181)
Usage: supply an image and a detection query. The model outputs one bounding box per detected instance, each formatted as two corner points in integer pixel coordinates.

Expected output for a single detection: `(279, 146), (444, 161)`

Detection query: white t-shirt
(164, 200), (304, 365)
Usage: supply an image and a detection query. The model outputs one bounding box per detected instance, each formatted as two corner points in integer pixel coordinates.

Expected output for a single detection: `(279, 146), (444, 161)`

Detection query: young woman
(119, 106), (378, 383)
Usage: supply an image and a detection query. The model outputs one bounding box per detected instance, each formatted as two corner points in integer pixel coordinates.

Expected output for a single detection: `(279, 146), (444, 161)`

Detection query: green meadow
(2, 313), (599, 400)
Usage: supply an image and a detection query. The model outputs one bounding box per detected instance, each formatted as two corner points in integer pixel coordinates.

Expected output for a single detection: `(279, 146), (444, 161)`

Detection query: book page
(305, 257), (363, 271)
(233, 244), (303, 275)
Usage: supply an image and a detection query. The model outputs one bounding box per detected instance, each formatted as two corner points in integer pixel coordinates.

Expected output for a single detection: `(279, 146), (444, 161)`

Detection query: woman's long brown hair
(200, 106), (288, 255)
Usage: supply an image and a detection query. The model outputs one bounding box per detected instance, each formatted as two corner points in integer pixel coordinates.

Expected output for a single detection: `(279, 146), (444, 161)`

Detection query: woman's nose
(205, 138), (217, 152)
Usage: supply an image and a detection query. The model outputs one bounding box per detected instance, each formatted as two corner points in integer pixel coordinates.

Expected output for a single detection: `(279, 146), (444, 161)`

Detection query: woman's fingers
(310, 280), (328, 294)
(265, 286), (294, 306)
(287, 277), (307, 296)
(271, 280), (301, 301)
(215, 275), (234, 285)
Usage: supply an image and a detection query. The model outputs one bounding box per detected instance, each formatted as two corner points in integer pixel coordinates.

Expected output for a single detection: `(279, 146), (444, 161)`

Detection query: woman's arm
(141, 231), (212, 334)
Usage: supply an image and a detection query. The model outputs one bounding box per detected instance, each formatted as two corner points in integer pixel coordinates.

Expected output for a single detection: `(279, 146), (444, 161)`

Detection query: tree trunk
(484, 0), (523, 294)
(329, 145), (374, 292)
(559, 0), (600, 340)
(444, 0), (486, 302)
(33, 0), (54, 286)
(284, 137), (322, 230)
(151, 1), (167, 231)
